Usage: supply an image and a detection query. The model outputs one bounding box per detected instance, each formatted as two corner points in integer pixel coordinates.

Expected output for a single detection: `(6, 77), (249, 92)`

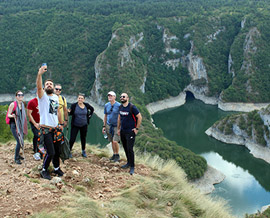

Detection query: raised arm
(36, 65), (47, 99)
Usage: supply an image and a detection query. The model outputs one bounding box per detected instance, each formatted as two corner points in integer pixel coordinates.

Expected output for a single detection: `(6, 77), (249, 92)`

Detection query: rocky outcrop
(205, 126), (270, 164)
(191, 165), (225, 194)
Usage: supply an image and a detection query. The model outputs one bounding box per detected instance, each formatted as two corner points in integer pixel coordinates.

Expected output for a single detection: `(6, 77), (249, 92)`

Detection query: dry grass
(31, 145), (236, 218)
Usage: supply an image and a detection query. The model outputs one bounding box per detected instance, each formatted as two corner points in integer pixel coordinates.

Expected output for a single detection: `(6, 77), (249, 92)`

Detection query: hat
(108, 91), (116, 96)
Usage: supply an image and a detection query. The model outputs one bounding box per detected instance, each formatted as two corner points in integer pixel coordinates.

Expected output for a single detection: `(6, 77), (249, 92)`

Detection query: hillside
(1, 0), (270, 103)
(1, 0), (270, 181)
(0, 141), (236, 218)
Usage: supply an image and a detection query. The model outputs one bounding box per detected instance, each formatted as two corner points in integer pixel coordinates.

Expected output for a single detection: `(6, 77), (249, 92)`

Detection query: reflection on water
(152, 97), (270, 217)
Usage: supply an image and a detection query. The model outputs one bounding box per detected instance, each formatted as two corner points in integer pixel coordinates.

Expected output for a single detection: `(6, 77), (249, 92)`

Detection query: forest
(1, 0), (270, 179)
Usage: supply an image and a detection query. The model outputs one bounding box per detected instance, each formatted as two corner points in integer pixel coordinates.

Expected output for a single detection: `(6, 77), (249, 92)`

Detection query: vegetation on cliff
(213, 106), (270, 147)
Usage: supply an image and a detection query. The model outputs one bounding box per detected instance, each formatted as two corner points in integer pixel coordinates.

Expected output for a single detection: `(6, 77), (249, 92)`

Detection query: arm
(117, 114), (121, 136)
(102, 114), (107, 133)
(8, 102), (15, 118)
(63, 103), (68, 127)
(58, 107), (63, 130)
(27, 109), (39, 129)
(36, 65), (47, 99)
(133, 113), (142, 135)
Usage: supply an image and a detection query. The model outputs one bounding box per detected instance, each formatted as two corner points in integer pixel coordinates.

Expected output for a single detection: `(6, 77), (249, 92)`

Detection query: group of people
(7, 64), (142, 179)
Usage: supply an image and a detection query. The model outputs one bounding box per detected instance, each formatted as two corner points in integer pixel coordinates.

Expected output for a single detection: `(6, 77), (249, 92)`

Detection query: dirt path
(0, 142), (151, 218)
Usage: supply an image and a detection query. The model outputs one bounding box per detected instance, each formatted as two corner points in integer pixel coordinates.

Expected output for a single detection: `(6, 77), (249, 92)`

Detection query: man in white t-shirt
(37, 64), (64, 180)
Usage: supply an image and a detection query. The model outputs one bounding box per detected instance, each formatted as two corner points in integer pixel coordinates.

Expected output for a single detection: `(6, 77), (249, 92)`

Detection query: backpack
(60, 136), (70, 163)
(119, 103), (138, 127)
(5, 101), (17, 124)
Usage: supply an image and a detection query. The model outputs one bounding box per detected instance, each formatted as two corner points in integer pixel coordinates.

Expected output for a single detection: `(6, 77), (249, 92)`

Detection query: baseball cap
(108, 91), (116, 96)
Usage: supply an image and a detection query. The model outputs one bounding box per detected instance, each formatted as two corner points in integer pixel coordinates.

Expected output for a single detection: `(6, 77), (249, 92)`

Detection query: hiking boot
(110, 154), (115, 161)
(40, 170), (51, 180)
(129, 167), (135, 175)
(53, 168), (64, 177)
(121, 163), (130, 169)
(82, 150), (87, 158)
(19, 155), (24, 160)
(114, 154), (120, 162)
(15, 159), (22, 165)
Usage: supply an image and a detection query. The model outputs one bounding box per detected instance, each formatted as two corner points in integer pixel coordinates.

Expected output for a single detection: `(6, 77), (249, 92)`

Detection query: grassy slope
(31, 145), (235, 218)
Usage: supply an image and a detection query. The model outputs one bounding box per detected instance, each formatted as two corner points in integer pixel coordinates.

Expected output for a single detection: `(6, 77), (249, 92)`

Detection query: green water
(152, 95), (270, 217)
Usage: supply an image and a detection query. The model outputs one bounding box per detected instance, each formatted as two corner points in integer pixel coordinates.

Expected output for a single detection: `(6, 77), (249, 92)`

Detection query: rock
(167, 202), (172, 206)
(111, 167), (118, 172)
(103, 187), (112, 192)
(72, 170), (80, 176)
(50, 177), (62, 185)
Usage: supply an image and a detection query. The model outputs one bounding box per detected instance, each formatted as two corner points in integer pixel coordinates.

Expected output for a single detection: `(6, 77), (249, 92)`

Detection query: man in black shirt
(117, 93), (142, 175)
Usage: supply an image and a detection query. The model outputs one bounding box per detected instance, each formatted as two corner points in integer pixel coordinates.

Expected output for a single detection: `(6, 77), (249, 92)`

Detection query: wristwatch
(136, 128), (139, 130)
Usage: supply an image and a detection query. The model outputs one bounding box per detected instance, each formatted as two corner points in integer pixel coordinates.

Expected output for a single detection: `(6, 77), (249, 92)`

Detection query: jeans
(43, 132), (61, 170)
(69, 125), (88, 151)
(120, 131), (136, 167)
(10, 122), (22, 161)
(30, 122), (39, 153)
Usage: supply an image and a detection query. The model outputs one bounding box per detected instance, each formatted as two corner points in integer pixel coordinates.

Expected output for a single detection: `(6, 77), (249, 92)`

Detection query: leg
(30, 122), (39, 153)
(69, 125), (79, 151)
(80, 125), (88, 151)
(52, 140), (61, 169)
(10, 123), (21, 162)
(126, 132), (136, 168)
(120, 131), (129, 164)
(43, 132), (55, 171)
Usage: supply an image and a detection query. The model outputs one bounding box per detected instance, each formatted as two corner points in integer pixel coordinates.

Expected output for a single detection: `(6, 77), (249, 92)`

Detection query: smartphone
(41, 63), (47, 67)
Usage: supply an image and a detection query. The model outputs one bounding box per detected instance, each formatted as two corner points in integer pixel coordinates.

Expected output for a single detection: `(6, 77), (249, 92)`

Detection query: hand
(59, 125), (64, 131)
(64, 120), (68, 127)
(117, 129), (120, 136)
(34, 123), (40, 130)
(132, 128), (138, 135)
(38, 65), (47, 75)
(102, 127), (105, 134)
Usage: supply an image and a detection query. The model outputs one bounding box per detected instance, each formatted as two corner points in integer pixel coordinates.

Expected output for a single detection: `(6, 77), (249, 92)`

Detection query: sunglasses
(55, 88), (62, 91)
(17, 94), (24, 97)
(120, 96), (127, 99)
(110, 105), (114, 112)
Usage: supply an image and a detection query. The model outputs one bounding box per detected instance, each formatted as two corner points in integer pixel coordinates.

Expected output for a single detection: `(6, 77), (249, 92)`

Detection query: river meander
(152, 94), (270, 217)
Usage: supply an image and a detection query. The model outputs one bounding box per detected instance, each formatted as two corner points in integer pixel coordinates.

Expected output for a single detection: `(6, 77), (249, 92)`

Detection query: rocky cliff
(205, 106), (270, 163)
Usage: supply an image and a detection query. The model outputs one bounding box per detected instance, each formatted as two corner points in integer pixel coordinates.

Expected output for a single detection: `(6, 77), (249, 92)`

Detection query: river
(152, 93), (270, 217)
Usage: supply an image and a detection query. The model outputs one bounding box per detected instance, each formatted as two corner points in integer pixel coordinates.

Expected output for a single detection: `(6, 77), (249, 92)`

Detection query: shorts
(105, 124), (120, 143)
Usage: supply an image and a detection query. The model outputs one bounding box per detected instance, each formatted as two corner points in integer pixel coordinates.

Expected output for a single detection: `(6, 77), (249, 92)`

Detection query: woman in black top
(69, 93), (94, 157)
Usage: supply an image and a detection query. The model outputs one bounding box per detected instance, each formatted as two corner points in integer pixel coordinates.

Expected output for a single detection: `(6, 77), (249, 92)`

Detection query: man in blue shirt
(117, 93), (142, 175)
(103, 91), (121, 162)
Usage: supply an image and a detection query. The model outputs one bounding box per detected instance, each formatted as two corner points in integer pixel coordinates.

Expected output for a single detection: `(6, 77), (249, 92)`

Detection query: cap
(108, 91), (116, 96)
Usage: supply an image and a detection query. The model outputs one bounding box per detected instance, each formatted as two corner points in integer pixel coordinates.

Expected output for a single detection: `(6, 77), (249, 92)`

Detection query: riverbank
(146, 88), (269, 114)
(191, 165), (225, 194)
(205, 127), (270, 164)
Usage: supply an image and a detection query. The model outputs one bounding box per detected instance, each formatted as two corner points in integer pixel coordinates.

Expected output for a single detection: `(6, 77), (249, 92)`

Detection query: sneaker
(33, 152), (41, 161)
(19, 155), (24, 160)
(69, 152), (73, 158)
(129, 167), (135, 175)
(82, 150), (87, 158)
(40, 170), (51, 180)
(114, 154), (120, 162)
(15, 159), (22, 165)
(121, 163), (130, 169)
(53, 168), (64, 177)
(110, 154), (115, 161)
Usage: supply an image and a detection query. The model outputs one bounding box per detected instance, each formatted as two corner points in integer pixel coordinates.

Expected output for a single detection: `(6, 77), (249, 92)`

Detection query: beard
(120, 99), (127, 103)
(45, 87), (54, 94)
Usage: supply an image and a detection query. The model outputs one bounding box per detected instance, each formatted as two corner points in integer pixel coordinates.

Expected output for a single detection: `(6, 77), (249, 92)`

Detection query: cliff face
(205, 105), (270, 163)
